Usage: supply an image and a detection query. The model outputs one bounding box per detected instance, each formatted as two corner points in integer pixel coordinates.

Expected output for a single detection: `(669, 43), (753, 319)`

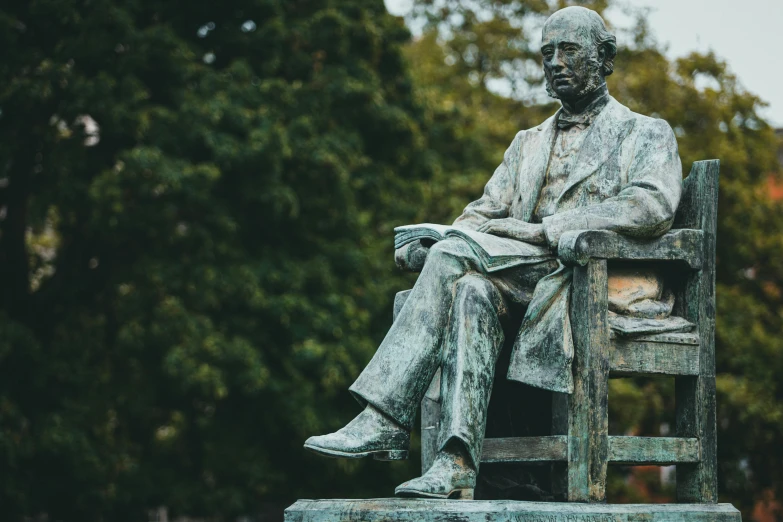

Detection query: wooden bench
(404, 160), (719, 504)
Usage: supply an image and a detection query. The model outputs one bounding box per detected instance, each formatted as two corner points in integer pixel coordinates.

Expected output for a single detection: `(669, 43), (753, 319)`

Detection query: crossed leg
(305, 238), (556, 497)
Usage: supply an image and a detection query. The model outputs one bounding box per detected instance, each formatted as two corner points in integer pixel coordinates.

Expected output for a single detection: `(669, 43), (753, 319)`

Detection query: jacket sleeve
(541, 118), (683, 247)
(452, 131), (524, 230)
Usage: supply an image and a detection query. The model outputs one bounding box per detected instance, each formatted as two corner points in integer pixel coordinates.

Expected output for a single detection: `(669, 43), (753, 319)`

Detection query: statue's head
(541, 6), (617, 103)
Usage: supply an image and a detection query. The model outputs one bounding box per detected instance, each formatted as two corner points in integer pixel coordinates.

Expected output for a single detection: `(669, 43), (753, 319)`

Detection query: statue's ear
(597, 44), (613, 77)
(597, 44), (606, 64)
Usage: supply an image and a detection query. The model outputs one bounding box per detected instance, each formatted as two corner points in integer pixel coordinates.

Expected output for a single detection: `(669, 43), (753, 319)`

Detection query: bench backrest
(673, 160), (720, 234)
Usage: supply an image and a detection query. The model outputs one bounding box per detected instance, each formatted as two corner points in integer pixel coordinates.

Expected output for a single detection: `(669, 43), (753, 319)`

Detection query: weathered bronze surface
(302, 5), (729, 514)
(285, 499), (742, 522)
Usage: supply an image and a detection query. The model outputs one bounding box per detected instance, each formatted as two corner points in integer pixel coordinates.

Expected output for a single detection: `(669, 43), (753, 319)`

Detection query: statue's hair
(592, 18), (617, 76)
(545, 6), (618, 77)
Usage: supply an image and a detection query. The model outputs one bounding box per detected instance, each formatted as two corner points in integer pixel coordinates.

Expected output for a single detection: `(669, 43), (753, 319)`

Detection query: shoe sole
(395, 487), (474, 500)
(303, 443), (408, 461)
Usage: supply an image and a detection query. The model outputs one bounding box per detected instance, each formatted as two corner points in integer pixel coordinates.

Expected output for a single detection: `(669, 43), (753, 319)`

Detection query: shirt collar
(557, 85), (610, 130)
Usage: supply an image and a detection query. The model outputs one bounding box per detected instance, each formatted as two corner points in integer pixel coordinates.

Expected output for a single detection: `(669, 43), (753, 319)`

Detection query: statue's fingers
(486, 227), (507, 238)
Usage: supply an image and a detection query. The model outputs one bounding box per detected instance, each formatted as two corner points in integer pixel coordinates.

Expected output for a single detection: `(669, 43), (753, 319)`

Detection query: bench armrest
(557, 229), (704, 268)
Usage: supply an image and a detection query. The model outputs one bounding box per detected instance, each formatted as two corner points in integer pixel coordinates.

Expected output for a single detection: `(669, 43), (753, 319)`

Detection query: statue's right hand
(394, 240), (432, 272)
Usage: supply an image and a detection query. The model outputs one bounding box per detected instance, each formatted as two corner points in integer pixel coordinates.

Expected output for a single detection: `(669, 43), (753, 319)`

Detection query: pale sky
(385, 0), (783, 126)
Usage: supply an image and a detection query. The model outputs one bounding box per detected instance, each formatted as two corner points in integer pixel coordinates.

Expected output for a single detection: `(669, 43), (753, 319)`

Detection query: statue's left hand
(477, 218), (547, 245)
(395, 240), (431, 272)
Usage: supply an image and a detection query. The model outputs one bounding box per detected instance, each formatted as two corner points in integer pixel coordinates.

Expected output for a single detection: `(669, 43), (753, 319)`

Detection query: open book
(394, 223), (554, 272)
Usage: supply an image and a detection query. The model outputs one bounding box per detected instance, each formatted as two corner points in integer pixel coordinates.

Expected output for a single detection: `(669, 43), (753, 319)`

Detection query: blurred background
(0, 0), (781, 520)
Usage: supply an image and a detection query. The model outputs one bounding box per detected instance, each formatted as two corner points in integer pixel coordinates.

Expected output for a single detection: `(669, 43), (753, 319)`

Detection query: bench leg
(551, 391), (569, 500)
(567, 260), (610, 502)
(675, 269), (718, 503)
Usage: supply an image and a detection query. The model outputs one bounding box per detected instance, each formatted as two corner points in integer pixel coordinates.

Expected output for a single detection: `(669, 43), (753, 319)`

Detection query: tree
(2, 0), (781, 519)
(0, 1), (434, 519)
(403, 1), (783, 517)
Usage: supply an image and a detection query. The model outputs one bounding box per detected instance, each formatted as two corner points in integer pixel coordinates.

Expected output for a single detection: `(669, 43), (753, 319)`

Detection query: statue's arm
(541, 119), (683, 248)
(451, 131), (523, 230)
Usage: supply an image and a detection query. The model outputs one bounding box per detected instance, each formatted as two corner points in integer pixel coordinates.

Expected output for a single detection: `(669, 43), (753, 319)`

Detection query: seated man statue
(304, 6), (682, 499)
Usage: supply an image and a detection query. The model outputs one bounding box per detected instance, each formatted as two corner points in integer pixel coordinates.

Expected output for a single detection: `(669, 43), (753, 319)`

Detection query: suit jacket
(452, 96), (683, 393)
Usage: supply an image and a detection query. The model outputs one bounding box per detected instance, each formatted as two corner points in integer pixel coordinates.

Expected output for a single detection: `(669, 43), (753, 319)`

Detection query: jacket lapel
(554, 97), (636, 206)
(518, 113), (558, 221)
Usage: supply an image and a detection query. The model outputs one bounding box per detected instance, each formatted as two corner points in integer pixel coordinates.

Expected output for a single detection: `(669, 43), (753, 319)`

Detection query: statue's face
(541, 16), (604, 102)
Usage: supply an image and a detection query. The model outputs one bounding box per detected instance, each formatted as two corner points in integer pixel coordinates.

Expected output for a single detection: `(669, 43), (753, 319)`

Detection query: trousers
(349, 238), (557, 468)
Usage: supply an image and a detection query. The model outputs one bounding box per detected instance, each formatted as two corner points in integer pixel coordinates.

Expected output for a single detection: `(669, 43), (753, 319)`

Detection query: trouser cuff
(348, 385), (414, 431)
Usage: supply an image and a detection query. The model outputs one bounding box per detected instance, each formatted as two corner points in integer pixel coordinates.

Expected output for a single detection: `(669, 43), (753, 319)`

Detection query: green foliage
(404, 1), (783, 516)
(0, 0), (433, 519)
(1, 0), (781, 519)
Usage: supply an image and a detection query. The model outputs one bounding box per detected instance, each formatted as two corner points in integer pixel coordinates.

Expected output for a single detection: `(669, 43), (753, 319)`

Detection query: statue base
(285, 498), (741, 521)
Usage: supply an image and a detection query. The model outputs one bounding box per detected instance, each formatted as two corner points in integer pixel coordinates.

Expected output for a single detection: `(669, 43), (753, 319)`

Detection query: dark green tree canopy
(0, 1), (434, 519)
(404, 1), (783, 515)
(0, 0), (780, 520)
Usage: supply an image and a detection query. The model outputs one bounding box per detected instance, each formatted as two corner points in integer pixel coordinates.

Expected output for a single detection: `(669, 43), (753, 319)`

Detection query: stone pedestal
(285, 498), (741, 521)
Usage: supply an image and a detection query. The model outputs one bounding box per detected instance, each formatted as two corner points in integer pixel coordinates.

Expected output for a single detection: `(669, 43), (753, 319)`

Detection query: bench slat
(609, 339), (700, 376)
(609, 436), (700, 465)
(481, 436), (700, 465)
(481, 436), (567, 463)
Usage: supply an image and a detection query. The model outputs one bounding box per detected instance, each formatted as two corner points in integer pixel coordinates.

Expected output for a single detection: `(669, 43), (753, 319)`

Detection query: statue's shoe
(304, 406), (409, 461)
(395, 453), (476, 499)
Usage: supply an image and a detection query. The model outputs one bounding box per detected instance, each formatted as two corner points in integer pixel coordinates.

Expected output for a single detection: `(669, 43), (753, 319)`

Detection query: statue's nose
(549, 57), (565, 72)
(549, 49), (566, 69)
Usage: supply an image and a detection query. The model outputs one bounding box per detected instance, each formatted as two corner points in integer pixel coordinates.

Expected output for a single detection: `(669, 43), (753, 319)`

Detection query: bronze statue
(304, 6), (682, 499)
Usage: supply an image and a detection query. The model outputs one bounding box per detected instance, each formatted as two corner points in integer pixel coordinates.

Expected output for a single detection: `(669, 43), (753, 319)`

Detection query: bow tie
(557, 112), (592, 130)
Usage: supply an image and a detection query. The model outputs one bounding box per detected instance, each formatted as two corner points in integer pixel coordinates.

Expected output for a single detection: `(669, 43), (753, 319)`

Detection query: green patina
(285, 499), (741, 522)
